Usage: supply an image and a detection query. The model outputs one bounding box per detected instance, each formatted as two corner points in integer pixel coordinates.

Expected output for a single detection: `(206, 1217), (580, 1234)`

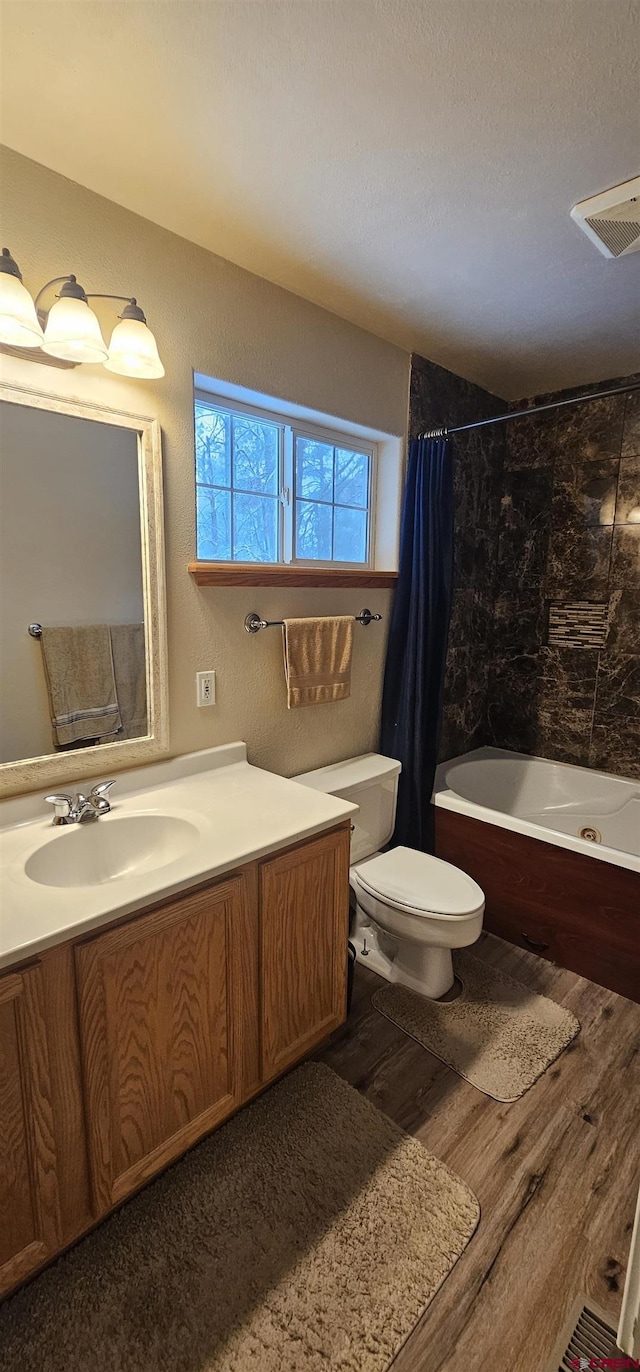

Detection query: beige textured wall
(0, 147), (409, 790)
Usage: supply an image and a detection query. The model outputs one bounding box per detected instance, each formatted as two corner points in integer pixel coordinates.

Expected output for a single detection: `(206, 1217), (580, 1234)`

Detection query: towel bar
(244, 608), (382, 633)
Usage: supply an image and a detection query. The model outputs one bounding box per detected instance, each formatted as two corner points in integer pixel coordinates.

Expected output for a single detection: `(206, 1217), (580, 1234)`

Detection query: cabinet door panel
(0, 966), (60, 1297)
(260, 827), (350, 1080)
(75, 877), (247, 1213)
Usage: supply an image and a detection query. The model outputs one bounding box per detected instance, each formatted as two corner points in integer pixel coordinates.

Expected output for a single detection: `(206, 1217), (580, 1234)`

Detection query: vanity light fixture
(0, 249), (164, 379)
(0, 248), (45, 348)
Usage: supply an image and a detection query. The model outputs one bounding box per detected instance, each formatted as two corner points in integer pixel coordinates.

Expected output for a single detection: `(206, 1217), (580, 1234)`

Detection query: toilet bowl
(350, 845), (484, 998)
(293, 753), (485, 1000)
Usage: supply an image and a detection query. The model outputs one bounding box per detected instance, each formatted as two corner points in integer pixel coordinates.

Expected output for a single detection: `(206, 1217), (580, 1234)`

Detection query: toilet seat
(352, 845), (484, 919)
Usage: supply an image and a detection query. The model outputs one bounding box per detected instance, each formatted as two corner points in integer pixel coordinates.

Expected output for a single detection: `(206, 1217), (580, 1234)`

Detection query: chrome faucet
(44, 780), (116, 826)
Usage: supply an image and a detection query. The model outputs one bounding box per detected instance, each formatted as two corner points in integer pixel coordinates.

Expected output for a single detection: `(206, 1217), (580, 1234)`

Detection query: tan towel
(40, 625), (121, 747)
(282, 616), (354, 708)
(107, 623), (148, 740)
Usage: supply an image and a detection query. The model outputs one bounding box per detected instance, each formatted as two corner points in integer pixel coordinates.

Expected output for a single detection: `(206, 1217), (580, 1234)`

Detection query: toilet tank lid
(293, 752), (402, 796)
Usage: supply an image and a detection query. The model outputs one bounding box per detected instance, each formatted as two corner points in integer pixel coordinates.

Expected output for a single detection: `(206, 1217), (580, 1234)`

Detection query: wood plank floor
(316, 933), (640, 1372)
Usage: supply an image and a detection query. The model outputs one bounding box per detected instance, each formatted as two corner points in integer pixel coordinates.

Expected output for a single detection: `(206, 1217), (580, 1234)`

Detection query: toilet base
(350, 920), (455, 1000)
(390, 941), (454, 999)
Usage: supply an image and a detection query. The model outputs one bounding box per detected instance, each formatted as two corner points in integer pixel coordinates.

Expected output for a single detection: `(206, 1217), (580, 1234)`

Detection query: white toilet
(294, 752), (485, 999)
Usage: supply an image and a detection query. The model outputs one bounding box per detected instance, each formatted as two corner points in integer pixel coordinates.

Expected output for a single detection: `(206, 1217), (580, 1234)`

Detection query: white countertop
(0, 743), (356, 970)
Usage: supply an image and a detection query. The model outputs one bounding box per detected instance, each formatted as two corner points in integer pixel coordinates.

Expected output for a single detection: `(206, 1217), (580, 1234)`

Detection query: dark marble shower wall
(409, 354), (507, 761)
(487, 375), (640, 779)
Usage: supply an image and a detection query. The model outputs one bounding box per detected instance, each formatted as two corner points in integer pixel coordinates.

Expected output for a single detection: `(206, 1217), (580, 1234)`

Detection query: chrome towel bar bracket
(244, 608), (382, 633)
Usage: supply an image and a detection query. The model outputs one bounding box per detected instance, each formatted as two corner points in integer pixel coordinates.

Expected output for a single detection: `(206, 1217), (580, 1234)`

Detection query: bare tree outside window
(295, 437), (369, 561)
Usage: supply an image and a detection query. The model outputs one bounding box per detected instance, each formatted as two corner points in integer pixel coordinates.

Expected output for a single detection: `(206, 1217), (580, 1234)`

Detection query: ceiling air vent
(570, 176), (640, 257)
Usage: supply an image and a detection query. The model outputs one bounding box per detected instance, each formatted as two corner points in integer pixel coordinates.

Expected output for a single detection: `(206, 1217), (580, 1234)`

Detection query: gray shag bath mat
(0, 1062), (480, 1372)
(372, 950), (580, 1102)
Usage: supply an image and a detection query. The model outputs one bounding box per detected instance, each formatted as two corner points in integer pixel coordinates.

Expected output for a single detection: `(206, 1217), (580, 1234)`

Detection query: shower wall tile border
(547, 603), (608, 649)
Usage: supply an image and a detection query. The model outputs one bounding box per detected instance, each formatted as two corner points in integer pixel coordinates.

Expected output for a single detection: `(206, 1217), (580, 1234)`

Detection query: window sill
(188, 562), (398, 588)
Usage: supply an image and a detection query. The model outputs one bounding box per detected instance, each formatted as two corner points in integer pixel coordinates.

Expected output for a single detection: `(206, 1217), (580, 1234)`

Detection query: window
(195, 395), (375, 566)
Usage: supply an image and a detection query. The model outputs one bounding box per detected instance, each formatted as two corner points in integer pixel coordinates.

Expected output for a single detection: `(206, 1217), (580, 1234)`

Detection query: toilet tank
(293, 753), (402, 863)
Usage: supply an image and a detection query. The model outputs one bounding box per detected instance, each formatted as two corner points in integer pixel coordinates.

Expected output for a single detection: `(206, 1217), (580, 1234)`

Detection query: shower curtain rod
(419, 379), (640, 440)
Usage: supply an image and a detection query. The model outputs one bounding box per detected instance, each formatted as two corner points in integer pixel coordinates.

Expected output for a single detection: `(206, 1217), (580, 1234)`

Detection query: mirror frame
(0, 381), (169, 796)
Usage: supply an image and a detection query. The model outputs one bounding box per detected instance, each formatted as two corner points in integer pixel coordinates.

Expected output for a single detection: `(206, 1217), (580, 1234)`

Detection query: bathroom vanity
(0, 746), (354, 1297)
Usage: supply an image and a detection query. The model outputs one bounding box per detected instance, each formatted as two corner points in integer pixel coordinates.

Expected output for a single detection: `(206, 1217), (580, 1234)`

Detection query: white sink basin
(25, 814), (200, 888)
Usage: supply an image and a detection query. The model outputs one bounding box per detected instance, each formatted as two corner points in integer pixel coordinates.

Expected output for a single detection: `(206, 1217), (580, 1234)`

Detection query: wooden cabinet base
(0, 966), (61, 1294)
(434, 806), (640, 1003)
(0, 823), (351, 1299)
(75, 876), (250, 1213)
(261, 828), (349, 1079)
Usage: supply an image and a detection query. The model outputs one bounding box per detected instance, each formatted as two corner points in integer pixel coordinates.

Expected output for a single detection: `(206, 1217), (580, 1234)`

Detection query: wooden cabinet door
(0, 964), (61, 1297)
(260, 826), (350, 1080)
(75, 875), (248, 1213)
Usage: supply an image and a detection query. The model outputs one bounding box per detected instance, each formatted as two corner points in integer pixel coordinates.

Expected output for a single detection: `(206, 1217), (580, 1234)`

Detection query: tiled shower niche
(547, 603), (608, 649)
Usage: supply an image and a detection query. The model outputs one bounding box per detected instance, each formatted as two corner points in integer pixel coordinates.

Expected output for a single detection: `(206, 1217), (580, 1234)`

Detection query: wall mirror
(0, 382), (168, 796)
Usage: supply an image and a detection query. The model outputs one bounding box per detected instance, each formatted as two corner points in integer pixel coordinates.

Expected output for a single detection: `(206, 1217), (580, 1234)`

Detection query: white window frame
(194, 390), (377, 570)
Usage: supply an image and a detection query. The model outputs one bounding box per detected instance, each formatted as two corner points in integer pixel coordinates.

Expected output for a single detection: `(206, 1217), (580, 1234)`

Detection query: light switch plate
(196, 671), (216, 706)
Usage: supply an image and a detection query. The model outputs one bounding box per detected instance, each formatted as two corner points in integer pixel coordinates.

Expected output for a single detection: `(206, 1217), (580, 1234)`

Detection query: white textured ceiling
(1, 0), (639, 398)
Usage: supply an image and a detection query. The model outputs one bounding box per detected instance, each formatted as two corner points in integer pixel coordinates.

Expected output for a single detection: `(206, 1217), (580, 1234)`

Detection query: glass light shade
(0, 271), (44, 348)
(105, 317), (165, 378)
(42, 295), (109, 363)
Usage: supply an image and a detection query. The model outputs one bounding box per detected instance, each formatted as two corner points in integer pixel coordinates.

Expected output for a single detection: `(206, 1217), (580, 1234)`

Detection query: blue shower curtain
(380, 436), (454, 852)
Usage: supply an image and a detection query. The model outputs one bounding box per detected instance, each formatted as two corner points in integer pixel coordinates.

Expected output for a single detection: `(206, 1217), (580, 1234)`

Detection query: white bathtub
(433, 747), (640, 874)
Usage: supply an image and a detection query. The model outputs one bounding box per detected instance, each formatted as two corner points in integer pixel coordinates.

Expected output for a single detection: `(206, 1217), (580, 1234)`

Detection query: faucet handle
(89, 779), (116, 813)
(90, 780), (116, 799)
(44, 793), (73, 824)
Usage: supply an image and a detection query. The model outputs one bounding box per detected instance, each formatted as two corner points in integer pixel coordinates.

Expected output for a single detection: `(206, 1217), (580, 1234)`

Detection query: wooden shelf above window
(188, 562), (398, 588)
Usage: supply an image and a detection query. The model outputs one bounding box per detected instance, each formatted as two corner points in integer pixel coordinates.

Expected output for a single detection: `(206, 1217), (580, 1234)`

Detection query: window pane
(195, 404), (230, 487)
(197, 487), (231, 559)
(295, 500), (332, 560)
(335, 449), (369, 508)
(233, 492), (278, 562)
(296, 437), (333, 501)
(233, 415), (279, 494)
(333, 506), (368, 563)
(195, 395), (376, 567)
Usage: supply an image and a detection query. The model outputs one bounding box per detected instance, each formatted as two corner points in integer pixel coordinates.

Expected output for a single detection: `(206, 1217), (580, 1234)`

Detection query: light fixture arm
(85, 294), (148, 323)
(33, 275), (80, 315)
(85, 293), (134, 303)
(33, 280), (147, 327)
